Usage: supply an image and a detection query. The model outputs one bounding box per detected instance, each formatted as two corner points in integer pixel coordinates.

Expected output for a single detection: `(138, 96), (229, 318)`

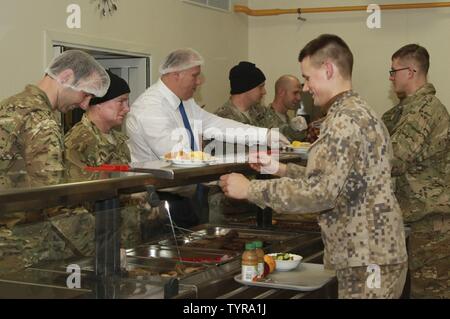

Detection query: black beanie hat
(89, 70), (130, 106)
(229, 61), (266, 95)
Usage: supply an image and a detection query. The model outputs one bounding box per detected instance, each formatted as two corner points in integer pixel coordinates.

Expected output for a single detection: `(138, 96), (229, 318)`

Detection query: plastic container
(253, 241), (265, 278)
(241, 242), (258, 282)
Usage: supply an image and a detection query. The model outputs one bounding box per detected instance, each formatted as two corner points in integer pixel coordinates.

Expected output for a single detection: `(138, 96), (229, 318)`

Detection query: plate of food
(267, 253), (303, 271)
(163, 151), (217, 167)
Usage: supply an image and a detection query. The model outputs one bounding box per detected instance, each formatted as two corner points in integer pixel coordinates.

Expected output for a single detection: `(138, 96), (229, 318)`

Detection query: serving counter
(0, 154), (336, 299)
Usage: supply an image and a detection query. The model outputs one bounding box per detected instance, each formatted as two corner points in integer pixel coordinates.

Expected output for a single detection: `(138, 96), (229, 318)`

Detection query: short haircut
(392, 44), (430, 75)
(275, 75), (299, 95)
(298, 34), (354, 80)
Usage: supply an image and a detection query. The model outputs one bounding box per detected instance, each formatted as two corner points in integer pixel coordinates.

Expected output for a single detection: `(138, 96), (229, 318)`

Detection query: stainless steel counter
(0, 155), (306, 214)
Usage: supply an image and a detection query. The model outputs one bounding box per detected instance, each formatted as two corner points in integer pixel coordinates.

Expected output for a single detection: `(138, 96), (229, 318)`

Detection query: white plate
(167, 159), (217, 167)
(290, 147), (309, 154)
(283, 146), (309, 154)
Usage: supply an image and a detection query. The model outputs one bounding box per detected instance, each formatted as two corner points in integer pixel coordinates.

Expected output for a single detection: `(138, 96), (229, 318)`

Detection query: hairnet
(45, 50), (110, 97)
(159, 48), (204, 75)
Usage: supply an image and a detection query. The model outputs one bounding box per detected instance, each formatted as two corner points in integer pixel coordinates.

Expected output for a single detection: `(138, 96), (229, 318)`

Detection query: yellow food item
(263, 255), (276, 273)
(164, 151), (212, 161)
(291, 141), (311, 148)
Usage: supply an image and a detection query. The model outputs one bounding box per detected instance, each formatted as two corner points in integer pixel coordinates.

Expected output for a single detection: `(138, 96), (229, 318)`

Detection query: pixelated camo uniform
(64, 114), (142, 249)
(248, 91), (408, 298)
(264, 104), (306, 142)
(382, 83), (450, 298)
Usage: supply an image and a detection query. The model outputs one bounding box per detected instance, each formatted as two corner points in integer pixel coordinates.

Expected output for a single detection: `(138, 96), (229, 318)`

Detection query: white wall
(248, 0), (450, 115)
(0, 0), (248, 113)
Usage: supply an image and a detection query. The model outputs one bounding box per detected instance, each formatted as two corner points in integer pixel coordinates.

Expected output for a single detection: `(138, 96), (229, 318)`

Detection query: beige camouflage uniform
(248, 91), (408, 298)
(264, 104), (306, 142)
(382, 83), (450, 298)
(65, 114), (142, 249)
(0, 85), (70, 275)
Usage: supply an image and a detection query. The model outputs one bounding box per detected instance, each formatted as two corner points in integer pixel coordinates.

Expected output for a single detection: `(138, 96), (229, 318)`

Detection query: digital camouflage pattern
(382, 83), (450, 298)
(337, 262), (407, 299)
(0, 85), (64, 181)
(65, 114), (131, 169)
(264, 104), (306, 142)
(248, 91), (408, 278)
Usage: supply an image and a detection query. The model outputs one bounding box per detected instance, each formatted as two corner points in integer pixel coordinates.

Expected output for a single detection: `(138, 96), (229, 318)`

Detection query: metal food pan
(155, 225), (303, 251)
(127, 244), (239, 265)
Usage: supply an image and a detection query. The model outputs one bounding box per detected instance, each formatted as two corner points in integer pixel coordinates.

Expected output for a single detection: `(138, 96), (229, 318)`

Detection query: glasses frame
(389, 67), (416, 77)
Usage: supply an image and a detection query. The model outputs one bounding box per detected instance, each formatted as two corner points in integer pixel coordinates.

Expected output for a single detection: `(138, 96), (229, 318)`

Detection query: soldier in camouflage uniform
(265, 75), (307, 142)
(0, 50), (110, 275)
(65, 71), (144, 249)
(215, 61), (269, 127)
(382, 44), (450, 298)
(220, 34), (408, 299)
(210, 62), (270, 223)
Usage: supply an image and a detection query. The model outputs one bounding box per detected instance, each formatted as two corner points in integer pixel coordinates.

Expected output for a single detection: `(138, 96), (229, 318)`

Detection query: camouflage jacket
(265, 104), (306, 142)
(214, 99), (270, 127)
(64, 114), (131, 169)
(0, 85), (64, 179)
(248, 91), (407, 270)
(382, 83), (450, 222)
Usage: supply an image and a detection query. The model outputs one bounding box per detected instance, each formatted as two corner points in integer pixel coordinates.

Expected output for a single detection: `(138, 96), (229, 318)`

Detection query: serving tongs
(165, 224), (209, 240)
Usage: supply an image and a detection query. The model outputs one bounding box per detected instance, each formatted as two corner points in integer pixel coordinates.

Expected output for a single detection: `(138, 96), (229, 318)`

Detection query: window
(183, 0), (231, 12)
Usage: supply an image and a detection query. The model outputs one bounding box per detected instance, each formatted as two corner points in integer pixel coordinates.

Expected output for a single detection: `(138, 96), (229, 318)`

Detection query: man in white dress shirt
(126, 48), (288, 227)
(126, 48), (288, 163)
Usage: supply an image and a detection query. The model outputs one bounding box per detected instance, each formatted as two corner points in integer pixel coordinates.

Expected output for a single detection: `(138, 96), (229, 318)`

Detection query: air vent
(183, 0), (231, 12)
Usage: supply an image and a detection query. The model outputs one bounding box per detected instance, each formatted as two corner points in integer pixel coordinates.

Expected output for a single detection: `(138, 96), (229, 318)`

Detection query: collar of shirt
(25, 85), (54, 112)
(81, 113), (126, 146)
(325, 90), (356, 117)
(157, 78), (186, 111)
(399, 83), (436, 107)
(268, 104), (288, 123)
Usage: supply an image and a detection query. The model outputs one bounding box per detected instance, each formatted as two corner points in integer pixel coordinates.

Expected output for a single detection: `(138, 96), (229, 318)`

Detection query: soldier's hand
(267, 129), (290, 147)
(219, 173), (250, 200)
(289, 116), (308, 131)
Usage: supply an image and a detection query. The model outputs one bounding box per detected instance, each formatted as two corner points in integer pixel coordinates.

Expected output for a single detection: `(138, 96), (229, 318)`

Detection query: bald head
(272, 75), (302, 113)
(275, 75), (300, 95)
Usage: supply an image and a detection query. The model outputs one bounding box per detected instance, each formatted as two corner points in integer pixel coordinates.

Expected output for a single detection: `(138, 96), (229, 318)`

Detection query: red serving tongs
(84, 164), (131, 172)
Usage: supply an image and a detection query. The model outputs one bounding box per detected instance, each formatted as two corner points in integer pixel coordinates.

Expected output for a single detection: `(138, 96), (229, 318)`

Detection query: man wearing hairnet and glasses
(0, 50), (110, 180)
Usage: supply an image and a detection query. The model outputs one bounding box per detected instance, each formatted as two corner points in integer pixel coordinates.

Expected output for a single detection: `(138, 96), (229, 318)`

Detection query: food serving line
(0, 152), (337, 299)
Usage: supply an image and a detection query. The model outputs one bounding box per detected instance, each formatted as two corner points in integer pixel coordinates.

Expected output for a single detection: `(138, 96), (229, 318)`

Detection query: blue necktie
(178, 101), (197, 151)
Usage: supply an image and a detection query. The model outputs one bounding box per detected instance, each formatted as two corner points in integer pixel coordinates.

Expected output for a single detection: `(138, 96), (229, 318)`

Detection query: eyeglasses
(389, 67), (416, 77)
